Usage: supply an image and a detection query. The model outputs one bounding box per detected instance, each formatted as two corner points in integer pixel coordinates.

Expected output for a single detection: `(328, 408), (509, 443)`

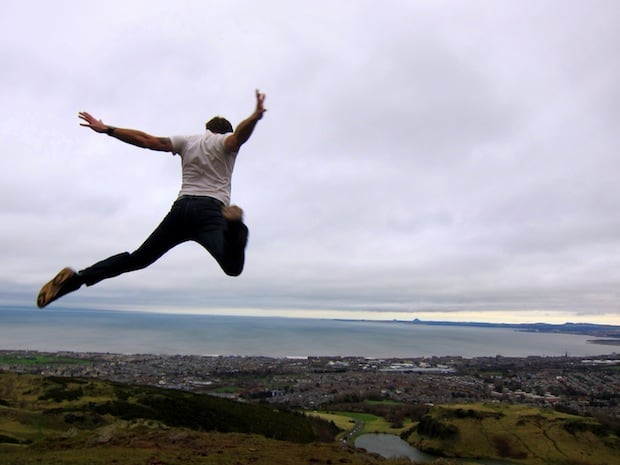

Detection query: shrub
(493, 435), (528, 459)
(417, 415), (458, 439)
(38, 386), (83, 402)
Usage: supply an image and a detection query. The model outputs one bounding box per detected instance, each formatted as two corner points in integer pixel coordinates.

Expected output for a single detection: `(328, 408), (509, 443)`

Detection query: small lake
(355, 433), (437, 462)
(355, 433), (515, 465)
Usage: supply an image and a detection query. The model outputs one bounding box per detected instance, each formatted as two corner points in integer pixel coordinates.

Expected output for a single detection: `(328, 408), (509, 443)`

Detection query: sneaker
(222, 205), (244, 222)
(37, 267), (82, 309)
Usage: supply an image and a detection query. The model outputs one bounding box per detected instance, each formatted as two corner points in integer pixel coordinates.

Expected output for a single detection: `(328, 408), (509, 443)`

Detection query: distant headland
(407, 319), (620, 345)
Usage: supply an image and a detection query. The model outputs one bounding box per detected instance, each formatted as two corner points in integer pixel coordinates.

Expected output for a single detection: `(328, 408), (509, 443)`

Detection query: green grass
(405, 403), (620, 465)
(310, 410), (414, 437)
(364, 399), (404, 406)
(0, 354), (92, 366)
(208, 385), (240, 394)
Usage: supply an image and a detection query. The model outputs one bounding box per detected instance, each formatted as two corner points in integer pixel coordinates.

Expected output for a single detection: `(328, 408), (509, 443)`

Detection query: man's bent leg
(192, 219), (248, 277)
(221, 221), (249, 276)
(220, 205), (248, 276)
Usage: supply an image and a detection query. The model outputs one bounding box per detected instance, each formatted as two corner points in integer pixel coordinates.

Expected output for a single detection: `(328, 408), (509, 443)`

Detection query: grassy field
(309, 411), (358, 432)
(0, 353), (92, 366)
(405, 403), (619, 465)
(310, 410), (415, 439)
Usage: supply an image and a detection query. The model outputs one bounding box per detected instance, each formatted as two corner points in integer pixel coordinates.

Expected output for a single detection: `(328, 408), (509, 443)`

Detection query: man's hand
(253, 89), (266, 120)
(78, 111), (108, 133)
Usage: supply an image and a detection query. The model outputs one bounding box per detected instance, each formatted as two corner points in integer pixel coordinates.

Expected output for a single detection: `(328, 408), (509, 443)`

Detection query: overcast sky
(2, 0), (619, 324)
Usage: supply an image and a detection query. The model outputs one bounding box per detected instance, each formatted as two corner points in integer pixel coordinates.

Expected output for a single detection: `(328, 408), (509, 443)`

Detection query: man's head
(205, 116), (233, 134)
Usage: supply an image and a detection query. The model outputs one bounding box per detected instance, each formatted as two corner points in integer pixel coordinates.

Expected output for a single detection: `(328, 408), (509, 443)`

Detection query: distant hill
(410, 319), (620, 340)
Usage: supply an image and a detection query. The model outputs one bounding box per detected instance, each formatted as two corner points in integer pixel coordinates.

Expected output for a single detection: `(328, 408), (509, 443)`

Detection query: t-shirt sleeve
(212, 132), (237, 155)
(170, 135), (190, 155)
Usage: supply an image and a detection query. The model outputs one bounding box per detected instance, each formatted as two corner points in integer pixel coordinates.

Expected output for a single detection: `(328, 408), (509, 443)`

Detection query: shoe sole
(37, 267), (75, 309)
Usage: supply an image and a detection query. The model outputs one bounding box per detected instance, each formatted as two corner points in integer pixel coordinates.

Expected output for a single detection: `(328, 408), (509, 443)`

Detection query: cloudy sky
(2, 0), (619, 324)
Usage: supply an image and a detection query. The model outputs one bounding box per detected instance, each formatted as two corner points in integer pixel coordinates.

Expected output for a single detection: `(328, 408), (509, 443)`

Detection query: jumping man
(37, 90), (266, 308)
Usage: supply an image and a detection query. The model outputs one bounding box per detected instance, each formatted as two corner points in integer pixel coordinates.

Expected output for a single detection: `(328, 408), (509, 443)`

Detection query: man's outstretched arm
(78, 112), (173, 152)
(224, 90), (266, 153)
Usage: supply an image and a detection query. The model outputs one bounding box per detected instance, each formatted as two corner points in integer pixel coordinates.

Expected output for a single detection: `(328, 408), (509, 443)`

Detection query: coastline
(587, 338), (620, 346)
(408, 318), (620, 338)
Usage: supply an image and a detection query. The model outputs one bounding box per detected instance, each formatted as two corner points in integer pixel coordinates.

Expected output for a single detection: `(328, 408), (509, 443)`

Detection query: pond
(355, 433), (516, 465)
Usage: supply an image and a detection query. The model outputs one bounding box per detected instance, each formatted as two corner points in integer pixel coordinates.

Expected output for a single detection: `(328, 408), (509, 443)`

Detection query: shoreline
(2, 347), (619, 361)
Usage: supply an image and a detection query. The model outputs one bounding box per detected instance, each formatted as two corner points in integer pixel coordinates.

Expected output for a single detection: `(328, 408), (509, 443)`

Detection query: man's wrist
(106, 126), (115, 136)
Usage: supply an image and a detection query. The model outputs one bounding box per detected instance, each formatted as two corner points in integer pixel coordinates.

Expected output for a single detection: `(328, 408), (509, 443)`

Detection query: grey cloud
(1, 1), (619, 323)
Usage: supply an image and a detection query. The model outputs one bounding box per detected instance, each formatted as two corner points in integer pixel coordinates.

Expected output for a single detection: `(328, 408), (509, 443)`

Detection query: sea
(0, 306), (616, 358)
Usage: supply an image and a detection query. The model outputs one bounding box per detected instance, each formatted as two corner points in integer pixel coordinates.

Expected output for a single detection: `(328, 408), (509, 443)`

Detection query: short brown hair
(206, 117), (233, 134)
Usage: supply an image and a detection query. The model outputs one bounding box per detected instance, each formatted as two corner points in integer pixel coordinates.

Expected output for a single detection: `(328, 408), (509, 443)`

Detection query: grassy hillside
(0, 372), (331, 442)
(404, 403), (619, 465)
(1, 426), (420, 465)
(0, 372), (419, 465)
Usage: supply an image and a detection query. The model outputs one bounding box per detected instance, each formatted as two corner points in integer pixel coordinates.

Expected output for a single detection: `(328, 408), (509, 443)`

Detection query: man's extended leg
(78, 208), (186, 286)
(37, 200), (187, 308)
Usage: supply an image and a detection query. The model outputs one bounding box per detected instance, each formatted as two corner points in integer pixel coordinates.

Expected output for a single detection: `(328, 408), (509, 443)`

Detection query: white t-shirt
(170, 131), (239, 205)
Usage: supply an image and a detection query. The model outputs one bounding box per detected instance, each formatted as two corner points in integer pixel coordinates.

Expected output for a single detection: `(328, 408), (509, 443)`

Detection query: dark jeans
(78, 195), (248, 286)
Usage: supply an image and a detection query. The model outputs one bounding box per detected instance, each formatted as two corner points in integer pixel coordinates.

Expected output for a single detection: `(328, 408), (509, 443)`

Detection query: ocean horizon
(0, 306), (616, 359)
